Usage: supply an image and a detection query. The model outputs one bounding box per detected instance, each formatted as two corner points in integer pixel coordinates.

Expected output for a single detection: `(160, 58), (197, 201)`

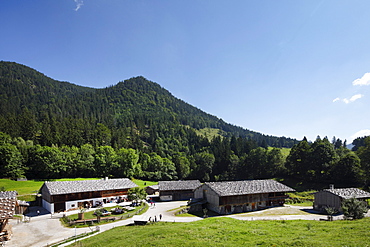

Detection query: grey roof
(0, 191), (17, 199)
(204, 179), (295, 197)
(146, 185), (159, 190)
(323, 188), (370, 199)
(42, 178), (138, 196)
(0, 191), (17, 219)
(159, 180), (201, 191)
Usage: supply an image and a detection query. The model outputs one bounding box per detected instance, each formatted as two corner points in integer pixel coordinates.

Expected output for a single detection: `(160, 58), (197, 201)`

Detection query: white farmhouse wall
(42, 199), (53, 213)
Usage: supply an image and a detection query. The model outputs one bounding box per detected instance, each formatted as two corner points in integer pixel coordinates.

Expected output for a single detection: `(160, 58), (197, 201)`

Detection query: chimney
(329, 184), (334, 189)
(105, 177), (108, 181)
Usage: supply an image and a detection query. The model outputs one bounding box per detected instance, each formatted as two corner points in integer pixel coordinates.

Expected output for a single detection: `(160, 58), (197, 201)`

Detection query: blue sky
(1, 0), (370, 143)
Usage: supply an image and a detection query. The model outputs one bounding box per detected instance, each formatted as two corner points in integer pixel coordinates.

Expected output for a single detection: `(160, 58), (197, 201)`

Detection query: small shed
(158, 180), (201, 201)
(145, 185), (159, 195)
(0, 191), (17, 241)
(314, 186), (370, 212)
(193, 179), (295, 214)
(40, 178), (138, 213)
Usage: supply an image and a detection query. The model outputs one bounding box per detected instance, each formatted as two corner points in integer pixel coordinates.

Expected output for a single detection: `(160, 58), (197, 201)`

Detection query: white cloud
(352, 72), (370, 86)
(332, 97), (340, 103)
(351, 129), (370, 141)
(350, 94), (363, 101)
(342, 94), (363, 104)
(74, 0), (83, 11)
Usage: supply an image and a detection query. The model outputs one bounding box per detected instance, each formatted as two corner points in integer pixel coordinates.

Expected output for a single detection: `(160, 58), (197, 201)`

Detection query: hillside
(0, 61), (301, 181)
(0, 61), (297, 148)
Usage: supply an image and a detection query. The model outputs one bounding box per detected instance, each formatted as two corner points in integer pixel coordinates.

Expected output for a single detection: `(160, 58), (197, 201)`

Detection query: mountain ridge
(0, 61), (298, 148)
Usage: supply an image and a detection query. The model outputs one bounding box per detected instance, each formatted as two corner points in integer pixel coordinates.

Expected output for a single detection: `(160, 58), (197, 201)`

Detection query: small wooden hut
(145, 185), (159, 195)
(158, 180), (201, 201)
(314, 186), (370, 212)
(0, 191), (17, 241)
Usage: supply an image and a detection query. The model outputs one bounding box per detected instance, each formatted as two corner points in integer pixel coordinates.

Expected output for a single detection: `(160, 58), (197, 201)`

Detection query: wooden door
(54, 202), (65, 212)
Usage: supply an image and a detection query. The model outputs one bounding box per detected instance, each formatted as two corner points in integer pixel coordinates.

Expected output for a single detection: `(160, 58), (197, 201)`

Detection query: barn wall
(202, 190), (283, 214)
(193, 185), (204, 199)
(205, 187), (220, 213)
(314, 191), (342, 212)
(42, 199), (53, 213)
(160, 190), (194, 201)
(40, 185), (51, 203)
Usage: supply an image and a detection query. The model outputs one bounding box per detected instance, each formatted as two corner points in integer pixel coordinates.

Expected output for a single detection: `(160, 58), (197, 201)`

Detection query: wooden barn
(40, 178), (138, 213)
(314, 186), (370, 212)
(145, 185), (159, 195)
(158, 180), (201, 201)
(193, 179), (295, 214)
(0, 191), (17, 241)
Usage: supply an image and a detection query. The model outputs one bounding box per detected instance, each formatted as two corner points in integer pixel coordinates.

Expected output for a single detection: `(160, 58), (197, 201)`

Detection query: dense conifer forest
(0, 61), (369, 189)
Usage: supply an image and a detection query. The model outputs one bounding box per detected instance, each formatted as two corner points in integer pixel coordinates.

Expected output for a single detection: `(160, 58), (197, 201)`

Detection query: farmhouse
(0, 191), (17, 241)
(192, 179), (295, 214)
(314, 186), (370, 212)
(158, 180), (201, 201)
(40, 178), (137, 213)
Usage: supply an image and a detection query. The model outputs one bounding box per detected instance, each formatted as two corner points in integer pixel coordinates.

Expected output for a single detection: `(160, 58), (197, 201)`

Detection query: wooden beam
(0, 219), (9, 232)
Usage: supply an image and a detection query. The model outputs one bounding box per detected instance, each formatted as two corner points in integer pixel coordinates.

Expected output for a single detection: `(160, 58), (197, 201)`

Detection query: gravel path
(6, 201), (199, 247)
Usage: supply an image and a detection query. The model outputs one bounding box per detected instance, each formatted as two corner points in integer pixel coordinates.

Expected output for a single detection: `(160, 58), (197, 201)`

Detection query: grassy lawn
(285, 201), (313, 207)
(132, 179), (158, 188)
(62, 203), (148, 228)
(0, 179), (44, 196)
(69, 217), (370, 247)
(285, 190), (315, 207)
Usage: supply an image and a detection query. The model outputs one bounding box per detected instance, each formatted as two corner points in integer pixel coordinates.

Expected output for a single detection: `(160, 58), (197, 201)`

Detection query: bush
(342, 198), (368, 220)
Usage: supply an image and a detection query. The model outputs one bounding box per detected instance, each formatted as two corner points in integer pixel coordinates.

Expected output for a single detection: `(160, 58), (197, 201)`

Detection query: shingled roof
(0, 191), (17, 220)
(159, 180), (201, 191)
(42, 178), (138, 196)
(323, 188), (370, 199)
(204, 179), (295, 197)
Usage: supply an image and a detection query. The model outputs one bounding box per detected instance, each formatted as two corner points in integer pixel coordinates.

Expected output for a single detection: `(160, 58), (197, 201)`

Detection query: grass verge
(69, 217), (370, 247)
(61, 203), (148, 228)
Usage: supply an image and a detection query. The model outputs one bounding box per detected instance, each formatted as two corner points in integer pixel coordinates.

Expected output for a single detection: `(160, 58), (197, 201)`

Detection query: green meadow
(69, 217), (370, 247)
(132, 179), (158, 189)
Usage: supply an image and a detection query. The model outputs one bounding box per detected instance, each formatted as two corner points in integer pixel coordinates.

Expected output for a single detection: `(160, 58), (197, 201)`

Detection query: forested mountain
(0, 61), (296, 148)
(1, 61), (368, 189)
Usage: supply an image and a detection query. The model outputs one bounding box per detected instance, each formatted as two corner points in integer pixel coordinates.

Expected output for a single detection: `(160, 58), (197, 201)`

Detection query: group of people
(148, 214), (162, 222)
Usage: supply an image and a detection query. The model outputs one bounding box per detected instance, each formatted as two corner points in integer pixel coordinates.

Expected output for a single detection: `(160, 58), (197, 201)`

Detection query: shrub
(341, 197), (368, 220)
